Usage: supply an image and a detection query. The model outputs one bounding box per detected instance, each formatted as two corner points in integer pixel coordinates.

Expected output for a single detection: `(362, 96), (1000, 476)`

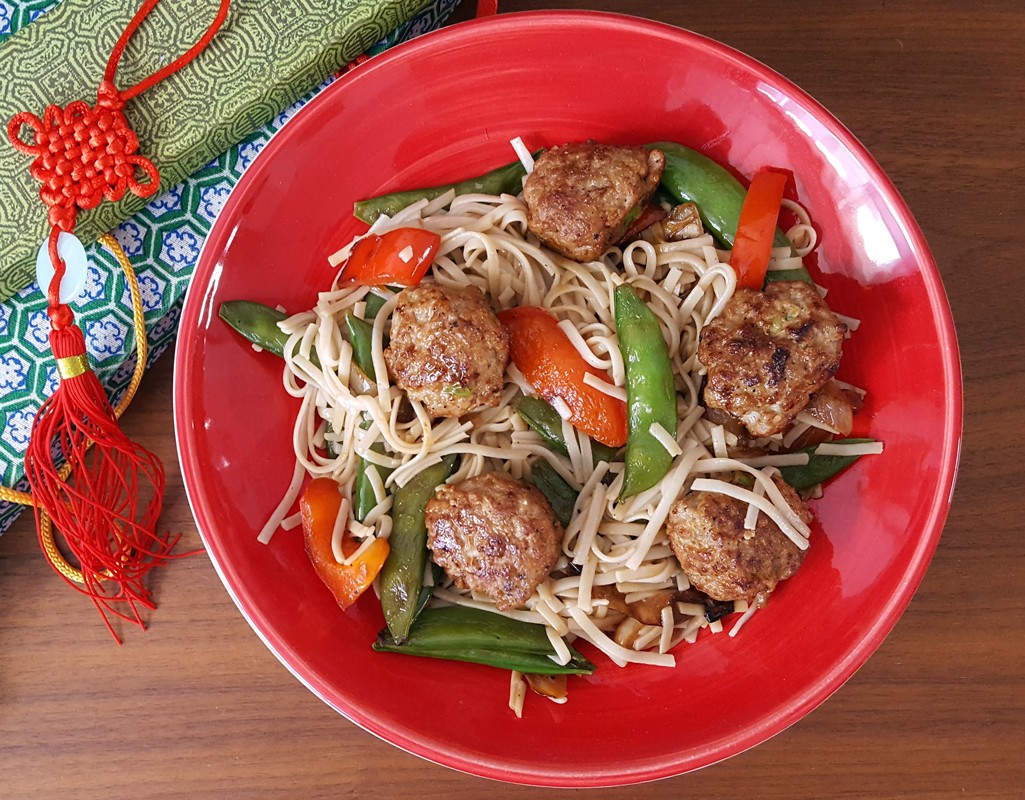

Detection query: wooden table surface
(2, 1), (1022, 797)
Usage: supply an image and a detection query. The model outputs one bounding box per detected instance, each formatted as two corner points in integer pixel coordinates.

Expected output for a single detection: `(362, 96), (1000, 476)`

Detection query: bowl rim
(173, 9), (963, 786)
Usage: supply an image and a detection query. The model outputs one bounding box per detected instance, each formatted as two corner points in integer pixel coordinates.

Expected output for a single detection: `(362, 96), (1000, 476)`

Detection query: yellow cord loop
(0, 234), (149, 584)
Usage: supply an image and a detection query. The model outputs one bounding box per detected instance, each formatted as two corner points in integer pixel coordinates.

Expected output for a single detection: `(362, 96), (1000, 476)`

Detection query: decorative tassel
(24, 319), (174, 639)
(6, 0), (231, 640)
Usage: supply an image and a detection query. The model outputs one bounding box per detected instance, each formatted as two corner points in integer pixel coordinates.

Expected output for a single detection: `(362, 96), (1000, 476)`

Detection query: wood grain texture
(2, 1), (1023, 797)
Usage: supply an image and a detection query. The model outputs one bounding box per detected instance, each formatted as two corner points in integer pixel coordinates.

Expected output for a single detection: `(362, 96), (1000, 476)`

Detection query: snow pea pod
(529, 458), (577, 528)
(353, 443), (393, 522)
(343, 313), (376, 378)
(218, 300), (315, 364)
(514, 396), (619, 466)
(614, 284), (678, 499)
(363, 290), (390, 319)
(379, 456), (457, 643)
(650, 141), (792, 251)
(648, 142), (813, 284)
(219, 299), (381, 377)
(778, 438), (876, 491)
(372, 605), (596, 675)
(353, 155), (535, 225)
(763, 268), (814, 286)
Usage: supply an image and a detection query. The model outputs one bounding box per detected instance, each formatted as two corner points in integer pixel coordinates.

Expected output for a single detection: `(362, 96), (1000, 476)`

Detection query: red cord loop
(7, 0), (230, 262)
(107, 0), (231, 102)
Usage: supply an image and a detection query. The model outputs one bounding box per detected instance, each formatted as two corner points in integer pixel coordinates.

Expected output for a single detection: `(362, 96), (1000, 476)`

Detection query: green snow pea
(614, 284), (678, 499)
(778, 438), (877, 491)
(529, 458), (578, 528)
(218, 300), (315, 364)
(379, 456), (457, 643)
(353, 155), (537, 225)
(372, 605), (595, 675)
(514, 396), (619, 466)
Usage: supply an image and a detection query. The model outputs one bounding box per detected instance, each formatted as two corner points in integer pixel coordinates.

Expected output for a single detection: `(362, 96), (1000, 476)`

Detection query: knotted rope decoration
(5, 0), (231, 641)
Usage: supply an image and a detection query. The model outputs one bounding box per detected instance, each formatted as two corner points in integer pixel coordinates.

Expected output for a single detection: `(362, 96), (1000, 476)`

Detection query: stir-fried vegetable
(730, 169), (788, 289)
(300, 477), (388, 610)
(523, 673), (569, 701)
(363, 290), (390, 318)
(343, 313), (376, 378)
(614, 285), (678, 498)
(353, 443), (393, 522)
(353, 156), (535, 225)
(218, 300), (307, 363)
(514, 396), (619, 465)
(778, 438), (877, 490)
(649, 141), (813, 285)
(219, 300), (380, 376)
(498, 306), (628, 448)
(372, 605), (595, 675)
(379, 456), (457, 643)
(650, 142), (791, 251)
(763, 268), (814, 286)
(528, 458), (578, 528)
(620, 203), (667, 242)
(339, 227), (441, 287)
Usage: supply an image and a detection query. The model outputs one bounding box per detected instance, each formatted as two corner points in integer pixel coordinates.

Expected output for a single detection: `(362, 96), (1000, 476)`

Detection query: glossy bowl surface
(174, 11), (961, 787)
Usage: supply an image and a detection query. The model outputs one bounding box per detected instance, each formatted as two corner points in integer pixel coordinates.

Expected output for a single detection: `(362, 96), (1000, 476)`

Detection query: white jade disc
(35, 231), (88, 305)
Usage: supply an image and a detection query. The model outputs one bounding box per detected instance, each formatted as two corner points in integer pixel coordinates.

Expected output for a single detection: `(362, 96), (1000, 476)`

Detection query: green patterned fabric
(0, 0), (435, 302)
(0, 0), (462, 534)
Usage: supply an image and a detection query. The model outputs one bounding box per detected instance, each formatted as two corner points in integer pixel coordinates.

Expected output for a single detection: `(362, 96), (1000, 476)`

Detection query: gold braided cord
(0, 484), (33, 505)
(105, 233), (150, 420)
(2, 233), (149, 585)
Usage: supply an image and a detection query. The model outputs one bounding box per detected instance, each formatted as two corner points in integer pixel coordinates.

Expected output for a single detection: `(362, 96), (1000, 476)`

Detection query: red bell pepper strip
(339, 227), (441, 287)
(300, 477), (389, 610)
(730, 170), (788, 289)
(498, 306), (628, 447)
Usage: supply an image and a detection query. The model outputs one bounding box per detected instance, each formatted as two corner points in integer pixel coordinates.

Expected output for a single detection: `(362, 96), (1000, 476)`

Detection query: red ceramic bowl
(174, 10), (961, 787)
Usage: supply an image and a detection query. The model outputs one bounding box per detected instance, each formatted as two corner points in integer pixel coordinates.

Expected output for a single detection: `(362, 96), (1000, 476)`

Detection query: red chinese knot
(7, 83), (159, 236)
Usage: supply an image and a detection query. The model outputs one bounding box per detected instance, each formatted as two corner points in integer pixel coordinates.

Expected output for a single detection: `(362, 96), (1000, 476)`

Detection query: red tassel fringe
(24, 323), (175, 642)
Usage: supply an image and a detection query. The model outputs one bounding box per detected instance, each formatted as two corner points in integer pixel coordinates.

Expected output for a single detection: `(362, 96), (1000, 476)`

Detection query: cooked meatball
(699, 281), (846, 437)
(523, 141), (665, 262)
(666, 476), (812, 606)
(384, 282), (510, 418)
(425, 471), (561, 610)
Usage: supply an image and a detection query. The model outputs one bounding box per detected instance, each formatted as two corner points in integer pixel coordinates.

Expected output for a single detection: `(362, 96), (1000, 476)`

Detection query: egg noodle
(258, 178), (829, 710)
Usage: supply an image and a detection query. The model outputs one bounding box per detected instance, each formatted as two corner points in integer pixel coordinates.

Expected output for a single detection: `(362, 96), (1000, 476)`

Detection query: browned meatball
(699, 281), (846, 437)
(384, 282), (510, 418)
(666, 477), (812, 606)
(523, 142), (665, 262)
(425, 471), (561, 610)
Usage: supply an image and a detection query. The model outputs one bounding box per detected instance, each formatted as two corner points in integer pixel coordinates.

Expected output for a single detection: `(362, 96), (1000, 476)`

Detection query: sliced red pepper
(339, 227), (441, 287)
(498, 306), (628, 447)
(730, 170), (788, 289)
(300, 477), (389, 611)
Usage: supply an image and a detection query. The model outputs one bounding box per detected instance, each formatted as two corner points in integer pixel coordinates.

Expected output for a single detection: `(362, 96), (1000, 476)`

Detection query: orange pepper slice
(300, 477), (389, 610)
(498, 306), (628, 447)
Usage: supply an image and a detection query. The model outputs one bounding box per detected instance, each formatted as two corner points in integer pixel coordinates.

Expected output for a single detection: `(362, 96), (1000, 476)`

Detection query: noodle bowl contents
(218, 139), (883, 716)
